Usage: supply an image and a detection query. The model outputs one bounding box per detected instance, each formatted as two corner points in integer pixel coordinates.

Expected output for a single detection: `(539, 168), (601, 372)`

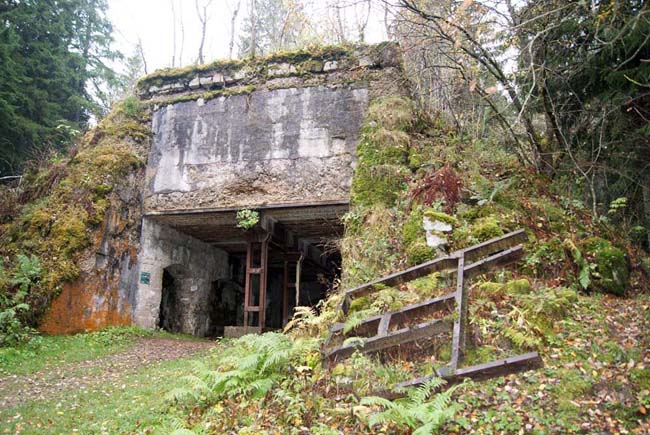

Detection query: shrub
(235, 209), (259, 230)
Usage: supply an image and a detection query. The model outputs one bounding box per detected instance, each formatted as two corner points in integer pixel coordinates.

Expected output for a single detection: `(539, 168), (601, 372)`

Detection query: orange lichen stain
(39, 277), (132, 335)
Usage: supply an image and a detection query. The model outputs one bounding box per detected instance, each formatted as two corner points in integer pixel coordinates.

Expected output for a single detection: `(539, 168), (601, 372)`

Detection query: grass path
(0, 337), (213, 410)
(0, 336), (215, 434)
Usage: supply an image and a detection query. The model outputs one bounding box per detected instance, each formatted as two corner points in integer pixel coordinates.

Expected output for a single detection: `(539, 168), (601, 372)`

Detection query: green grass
(0, 353), (209, 434)
(0, 326), (164, 376)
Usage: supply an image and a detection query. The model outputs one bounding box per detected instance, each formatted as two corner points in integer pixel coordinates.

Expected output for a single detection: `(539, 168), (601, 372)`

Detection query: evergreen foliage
(0, 0), (120, 175)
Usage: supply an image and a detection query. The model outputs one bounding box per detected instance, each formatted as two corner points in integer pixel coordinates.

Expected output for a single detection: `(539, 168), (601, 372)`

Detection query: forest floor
(453, 293), (650, 434)
(0, 295), (648, 434)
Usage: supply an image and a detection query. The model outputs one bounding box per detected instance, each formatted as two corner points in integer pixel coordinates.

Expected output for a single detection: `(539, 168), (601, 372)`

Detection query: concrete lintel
(143, 200), (349, 217)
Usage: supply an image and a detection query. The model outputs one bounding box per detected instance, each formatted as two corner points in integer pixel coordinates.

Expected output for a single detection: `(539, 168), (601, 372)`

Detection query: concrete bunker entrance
(147, 203), (345, 337)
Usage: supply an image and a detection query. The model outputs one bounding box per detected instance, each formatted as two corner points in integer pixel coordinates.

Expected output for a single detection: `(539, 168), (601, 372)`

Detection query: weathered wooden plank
(463, 245), (524, 280)
(338, 230), (527, 314)
(394, 352), (543, 390)
(326, 293), (456, 342)
(340, 257), (459, 313)
(461, 229), (527, 264)
(387, 293), (456, 330)
(450, 255), (465, 371)
(323, 318), (453, 365)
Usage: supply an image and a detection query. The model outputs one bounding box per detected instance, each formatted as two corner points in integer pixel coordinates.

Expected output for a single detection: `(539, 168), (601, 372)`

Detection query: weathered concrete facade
(146, 85), (368, 211)
(134, 219), (229, 335)
(41, 43), (408, 336)
(126, 43), (408, 334)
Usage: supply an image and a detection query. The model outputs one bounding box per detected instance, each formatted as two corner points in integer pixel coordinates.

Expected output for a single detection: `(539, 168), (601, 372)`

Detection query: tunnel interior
(151, 204), (345, 337)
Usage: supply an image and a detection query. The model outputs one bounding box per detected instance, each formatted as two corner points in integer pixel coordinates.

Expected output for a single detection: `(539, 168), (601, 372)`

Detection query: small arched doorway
(158, 264), (184, 333)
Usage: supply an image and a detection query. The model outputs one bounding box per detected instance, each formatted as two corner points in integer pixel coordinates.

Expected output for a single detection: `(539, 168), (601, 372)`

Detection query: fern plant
(360, 377), (467, 434)
(168, 333), (319, 404)
(0, 255), (41, 346)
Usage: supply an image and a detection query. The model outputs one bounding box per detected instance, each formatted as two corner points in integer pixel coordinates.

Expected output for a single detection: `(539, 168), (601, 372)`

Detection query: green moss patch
(350, 97), (414, 207)
(423, 210), (456, 226)
(581, 237), (629, 296)
(0, 98), (148, 322)
(136, 44), (362, 92)
(155, 85), (256, 106)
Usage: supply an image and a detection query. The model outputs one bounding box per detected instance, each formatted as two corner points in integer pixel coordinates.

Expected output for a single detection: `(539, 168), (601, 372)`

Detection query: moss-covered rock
(423, 210), (456, 226)
(453, 216), (504, 249)
(350, 164), (408, 207)
(505, 278), (533, 295)
(348, 296), (371, 313)
(405, 240), (436, 265)
(478, 282), (505, 296)
(0, 98), (147, 322)
(401, 205), (449, 265)
(470, 217), (504, 241)
(581, 237), (629, 296)
(402, 206), (426, 248)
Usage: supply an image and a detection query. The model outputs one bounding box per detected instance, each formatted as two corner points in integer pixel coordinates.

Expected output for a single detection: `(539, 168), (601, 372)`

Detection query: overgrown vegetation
(0, 15), (647, 429)
(235, 208), (261, 230)
(117, 94), (647, 434)
(0, 96), (149, 336)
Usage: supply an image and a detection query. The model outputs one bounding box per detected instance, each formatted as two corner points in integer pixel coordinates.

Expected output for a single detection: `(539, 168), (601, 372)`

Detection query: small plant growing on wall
(236, 209), (260, 230)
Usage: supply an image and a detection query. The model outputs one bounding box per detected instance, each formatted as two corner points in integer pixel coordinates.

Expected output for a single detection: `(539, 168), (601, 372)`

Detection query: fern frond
(360, 395), (397, 409)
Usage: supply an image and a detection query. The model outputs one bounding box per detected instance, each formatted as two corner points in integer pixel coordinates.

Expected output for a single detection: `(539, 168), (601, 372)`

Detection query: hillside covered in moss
(142, 96), (649, 434)
(0, 47), (648, 434)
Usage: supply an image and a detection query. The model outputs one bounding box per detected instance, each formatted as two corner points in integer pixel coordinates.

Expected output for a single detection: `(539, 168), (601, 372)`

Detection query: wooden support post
(450, 254), (466, 372)
(377, 314), (391, 336)
(282, 260), (289, 327)
(243, 238), (269, 331)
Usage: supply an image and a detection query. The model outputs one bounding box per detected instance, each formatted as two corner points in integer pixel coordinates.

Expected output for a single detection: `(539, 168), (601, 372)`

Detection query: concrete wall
(145, 85), (369, 212)
(133, 218), (229, 335)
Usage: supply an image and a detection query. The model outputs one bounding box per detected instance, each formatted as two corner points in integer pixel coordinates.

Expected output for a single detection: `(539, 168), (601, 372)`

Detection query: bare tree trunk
(195, 0), (213, 64)
(334, 2), (346, 44)
(357, 0), (371, 42)
(170, 0), (177, 67)
(137, 37), (148, 75)
(384, 2), (392, 40)
(179, 0), (185, 65)
(228, 0), (242, 59)
(249, 0), (257, 58)
(641, 176), (650, 247)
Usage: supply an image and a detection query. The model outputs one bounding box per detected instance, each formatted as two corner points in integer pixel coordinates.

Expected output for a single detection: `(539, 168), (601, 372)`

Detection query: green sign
(140, 272), (151, 285)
